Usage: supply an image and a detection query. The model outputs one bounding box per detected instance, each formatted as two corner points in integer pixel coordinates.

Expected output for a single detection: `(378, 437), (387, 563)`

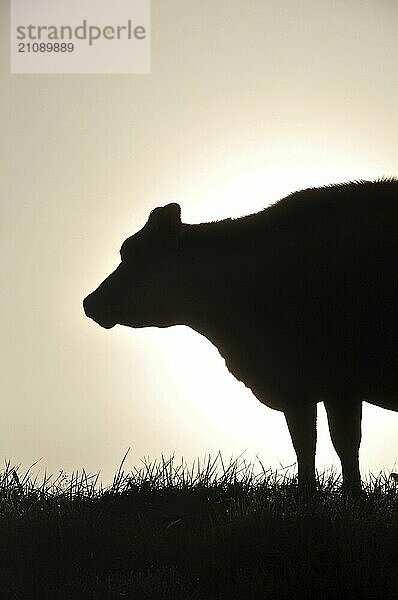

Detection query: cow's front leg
(284, 402), (317, 490)
(324, 399), (362, 495)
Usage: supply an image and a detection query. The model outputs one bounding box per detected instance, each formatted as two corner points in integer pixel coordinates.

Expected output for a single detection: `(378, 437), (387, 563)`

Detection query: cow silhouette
(84, 178), (398, 493)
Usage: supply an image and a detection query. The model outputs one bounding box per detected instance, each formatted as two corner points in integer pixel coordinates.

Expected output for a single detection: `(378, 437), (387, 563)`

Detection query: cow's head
(83, 203), (182, 329)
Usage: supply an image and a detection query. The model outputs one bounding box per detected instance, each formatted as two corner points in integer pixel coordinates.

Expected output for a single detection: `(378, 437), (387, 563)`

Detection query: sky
(1, 0), (397, 485)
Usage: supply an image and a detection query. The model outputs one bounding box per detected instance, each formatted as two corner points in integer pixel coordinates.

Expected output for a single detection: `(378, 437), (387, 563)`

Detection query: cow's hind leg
(324, 399), (362, 494)
(284, 402), (317, 491)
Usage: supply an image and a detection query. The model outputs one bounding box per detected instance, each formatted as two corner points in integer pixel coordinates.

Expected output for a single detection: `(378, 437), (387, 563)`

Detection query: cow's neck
(176, 249), (233, 346)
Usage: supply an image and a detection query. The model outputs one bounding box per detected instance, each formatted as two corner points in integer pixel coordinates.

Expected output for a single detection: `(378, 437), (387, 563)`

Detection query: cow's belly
(364, 396), (398, 412)
(218, 335), (398, 413)
(197, 291), (398, 412)
(228, 358), (398, 413)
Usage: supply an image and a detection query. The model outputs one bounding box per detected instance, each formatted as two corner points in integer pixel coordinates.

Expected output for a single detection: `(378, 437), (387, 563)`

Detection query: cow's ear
(149, 203), (181, 249)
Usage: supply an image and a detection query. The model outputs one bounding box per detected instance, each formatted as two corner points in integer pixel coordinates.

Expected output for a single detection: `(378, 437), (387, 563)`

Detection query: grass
(0, 453), (397, 600)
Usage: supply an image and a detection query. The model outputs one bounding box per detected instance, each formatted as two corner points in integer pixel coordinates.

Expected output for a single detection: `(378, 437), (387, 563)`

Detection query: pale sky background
(1, 0), (397, 485)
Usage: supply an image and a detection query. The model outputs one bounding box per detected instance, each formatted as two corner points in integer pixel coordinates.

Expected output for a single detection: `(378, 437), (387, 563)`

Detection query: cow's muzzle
(83, 293), (117, 329)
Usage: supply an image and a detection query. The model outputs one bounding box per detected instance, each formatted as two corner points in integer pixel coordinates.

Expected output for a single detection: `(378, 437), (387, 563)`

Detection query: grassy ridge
(0, 455), (397, 600)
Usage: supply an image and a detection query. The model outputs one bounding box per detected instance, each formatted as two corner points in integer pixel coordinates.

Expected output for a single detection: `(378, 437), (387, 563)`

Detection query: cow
(83, 178), (398, 494)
